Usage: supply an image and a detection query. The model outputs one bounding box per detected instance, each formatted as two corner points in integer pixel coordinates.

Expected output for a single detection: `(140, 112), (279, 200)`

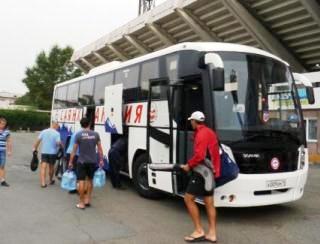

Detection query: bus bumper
(214, 164), (309, 207)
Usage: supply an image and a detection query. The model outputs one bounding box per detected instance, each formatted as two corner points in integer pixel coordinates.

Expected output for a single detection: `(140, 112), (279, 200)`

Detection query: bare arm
(33, 138), (41, 152)
(7, 136), (13, 156)
(68, 143), (79, 168)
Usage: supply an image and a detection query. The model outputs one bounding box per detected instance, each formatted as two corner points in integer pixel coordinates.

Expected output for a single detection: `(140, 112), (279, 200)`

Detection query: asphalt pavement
(0, 132), (319, 244)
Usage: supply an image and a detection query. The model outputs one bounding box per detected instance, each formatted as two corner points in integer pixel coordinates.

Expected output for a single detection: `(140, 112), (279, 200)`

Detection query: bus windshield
(213, 52), (303, 145)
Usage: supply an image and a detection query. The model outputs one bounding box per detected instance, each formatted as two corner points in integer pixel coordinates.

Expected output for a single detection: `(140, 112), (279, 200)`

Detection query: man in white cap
(181, 111), (221, 243)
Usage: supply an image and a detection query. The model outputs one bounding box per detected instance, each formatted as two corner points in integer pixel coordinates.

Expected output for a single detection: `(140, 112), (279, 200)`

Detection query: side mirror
(200, 53), (225, 91)
(306, 86), (315, 104)
(211, 68), (225, 91)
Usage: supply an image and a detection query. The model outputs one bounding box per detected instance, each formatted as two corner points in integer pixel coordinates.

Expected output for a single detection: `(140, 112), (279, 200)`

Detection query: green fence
(0, 109), (50, 131)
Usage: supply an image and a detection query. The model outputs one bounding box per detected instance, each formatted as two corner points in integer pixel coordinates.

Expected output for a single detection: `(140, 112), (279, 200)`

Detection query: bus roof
(56, 42), (289, 88)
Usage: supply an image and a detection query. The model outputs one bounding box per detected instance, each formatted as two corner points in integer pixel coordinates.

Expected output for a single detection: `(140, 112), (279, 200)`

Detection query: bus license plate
(266, 179), (286, 189)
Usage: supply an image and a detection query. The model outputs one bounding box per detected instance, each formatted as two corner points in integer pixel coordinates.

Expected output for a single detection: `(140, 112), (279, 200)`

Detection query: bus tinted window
(94, 73), (114, 105)
(140, 59), (159, 100)
(66, 82), (79, 107)
(115, 65), (139, 89)
(78, 78), (94, 106)
(166, 54), (179, 82)
(54, 86), (68, 109)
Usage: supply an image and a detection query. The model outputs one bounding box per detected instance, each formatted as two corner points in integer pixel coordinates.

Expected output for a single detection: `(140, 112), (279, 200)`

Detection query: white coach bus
(52, 42), (314, 207)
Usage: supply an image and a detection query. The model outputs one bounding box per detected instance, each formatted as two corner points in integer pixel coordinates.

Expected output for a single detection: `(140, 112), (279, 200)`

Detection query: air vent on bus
(254, 188), (290, 196)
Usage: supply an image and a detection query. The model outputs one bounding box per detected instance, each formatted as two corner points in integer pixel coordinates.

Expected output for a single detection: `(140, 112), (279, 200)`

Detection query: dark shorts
(77, 162), (96, 181)
(185, 172), (214, 197)
(41, 154), (56, 165)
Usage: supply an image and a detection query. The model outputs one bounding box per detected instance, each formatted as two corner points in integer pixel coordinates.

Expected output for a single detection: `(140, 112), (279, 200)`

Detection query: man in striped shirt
(0, 117), (13, 187)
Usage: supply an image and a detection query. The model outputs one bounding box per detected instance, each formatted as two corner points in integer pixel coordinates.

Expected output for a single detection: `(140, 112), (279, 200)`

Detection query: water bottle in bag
(93, 168), (106, 188)
(61, 170), (77, 191)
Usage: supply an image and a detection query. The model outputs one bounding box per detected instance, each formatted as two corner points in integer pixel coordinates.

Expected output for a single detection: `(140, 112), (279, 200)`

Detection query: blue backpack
(215, 146), (239, 187)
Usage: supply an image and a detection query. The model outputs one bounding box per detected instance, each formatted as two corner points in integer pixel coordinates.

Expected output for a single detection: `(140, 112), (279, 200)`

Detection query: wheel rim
(137, 162), (149, 191)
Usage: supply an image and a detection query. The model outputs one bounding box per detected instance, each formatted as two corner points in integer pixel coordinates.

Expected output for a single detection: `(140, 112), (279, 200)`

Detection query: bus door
(172, 78), (204, 194)
(147, 78), (174, 193)
(104, 84), (123, 135)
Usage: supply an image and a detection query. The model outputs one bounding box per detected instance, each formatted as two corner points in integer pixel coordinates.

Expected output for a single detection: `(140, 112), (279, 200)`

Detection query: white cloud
(0, 0), (167, 94)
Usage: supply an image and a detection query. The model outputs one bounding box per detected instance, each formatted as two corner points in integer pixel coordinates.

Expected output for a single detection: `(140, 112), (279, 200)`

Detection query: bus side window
(54, 86), (68, 109)
(140, 59), (160, 100)
(78, 78), (94, 106)
(115, 65), (139, 89)
(115, 65), (140, 102)
(94, 72), (114, 105)
(67, 82), (79, 107)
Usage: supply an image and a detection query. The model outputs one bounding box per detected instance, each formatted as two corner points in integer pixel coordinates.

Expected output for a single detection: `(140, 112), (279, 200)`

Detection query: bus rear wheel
(133, 154), (162, 199)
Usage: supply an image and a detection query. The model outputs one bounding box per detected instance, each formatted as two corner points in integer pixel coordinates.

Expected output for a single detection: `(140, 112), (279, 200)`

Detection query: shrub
(0, 109), (50, 131)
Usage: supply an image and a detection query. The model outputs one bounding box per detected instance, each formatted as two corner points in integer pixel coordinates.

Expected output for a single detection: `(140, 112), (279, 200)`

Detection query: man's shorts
(0, 151), (6, 168)
(41, 154), (57, 165)
(185, 172), (214, 197)
(76, 162), (96, 181)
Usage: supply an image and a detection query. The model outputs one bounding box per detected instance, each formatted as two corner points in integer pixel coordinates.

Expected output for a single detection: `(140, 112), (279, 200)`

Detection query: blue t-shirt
(66, 132), (80, 155)
(75, 130), (101, 164)
(39, 128), (61, 155)
(0, 129), (10, 152)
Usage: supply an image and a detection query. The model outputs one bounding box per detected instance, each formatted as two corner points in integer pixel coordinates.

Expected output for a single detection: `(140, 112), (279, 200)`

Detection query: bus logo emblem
(270, 157), (280, 170)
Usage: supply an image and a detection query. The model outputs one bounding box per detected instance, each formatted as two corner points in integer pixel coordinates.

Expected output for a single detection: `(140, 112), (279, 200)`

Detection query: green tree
(16, 45), (82, 110)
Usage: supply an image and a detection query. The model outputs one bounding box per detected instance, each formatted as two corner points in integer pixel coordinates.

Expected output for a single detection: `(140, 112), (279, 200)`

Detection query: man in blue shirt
(0, 117), (13, 187)
(33, 121), (62, 188)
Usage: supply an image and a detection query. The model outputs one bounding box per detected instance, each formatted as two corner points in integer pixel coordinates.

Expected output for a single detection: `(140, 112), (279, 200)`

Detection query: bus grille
(233, 150), (299, 174)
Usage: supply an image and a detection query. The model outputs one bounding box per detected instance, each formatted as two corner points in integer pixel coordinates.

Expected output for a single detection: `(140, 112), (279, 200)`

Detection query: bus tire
(133, 154), (163, 199)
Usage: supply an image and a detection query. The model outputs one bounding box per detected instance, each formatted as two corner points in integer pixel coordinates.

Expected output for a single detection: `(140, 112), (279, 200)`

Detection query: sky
(0, 0), (166, 95)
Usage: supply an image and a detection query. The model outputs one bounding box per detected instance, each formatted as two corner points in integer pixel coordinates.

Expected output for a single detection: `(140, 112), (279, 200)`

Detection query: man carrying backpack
(181, 111), (221, 243)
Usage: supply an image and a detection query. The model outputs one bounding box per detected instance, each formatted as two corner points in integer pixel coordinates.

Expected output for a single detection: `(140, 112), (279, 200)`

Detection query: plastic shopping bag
(61, 170), (77, 191)
(93, 168), (106, 188)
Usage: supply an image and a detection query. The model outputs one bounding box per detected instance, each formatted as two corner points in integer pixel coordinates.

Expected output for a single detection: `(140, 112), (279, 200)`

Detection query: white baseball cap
(188, 111), (205, 122)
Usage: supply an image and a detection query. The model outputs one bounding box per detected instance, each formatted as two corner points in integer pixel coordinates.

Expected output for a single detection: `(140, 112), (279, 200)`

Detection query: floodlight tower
(139, 0), (156, 15)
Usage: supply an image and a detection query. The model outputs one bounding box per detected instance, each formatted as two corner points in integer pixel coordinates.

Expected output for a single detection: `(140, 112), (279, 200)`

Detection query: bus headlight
(300, 146), (305, 169)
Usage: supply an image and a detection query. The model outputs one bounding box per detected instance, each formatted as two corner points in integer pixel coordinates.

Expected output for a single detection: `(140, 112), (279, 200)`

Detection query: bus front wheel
(133, 154), (162, 199)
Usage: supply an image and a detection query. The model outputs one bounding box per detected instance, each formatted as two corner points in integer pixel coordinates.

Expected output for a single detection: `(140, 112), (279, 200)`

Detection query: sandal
(41, 184), (47, 188)
(76, 204), (85, 210)
(204, 238), (217, 243)
(49, 180), (55, 185)
(184, 235), (205, 242)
